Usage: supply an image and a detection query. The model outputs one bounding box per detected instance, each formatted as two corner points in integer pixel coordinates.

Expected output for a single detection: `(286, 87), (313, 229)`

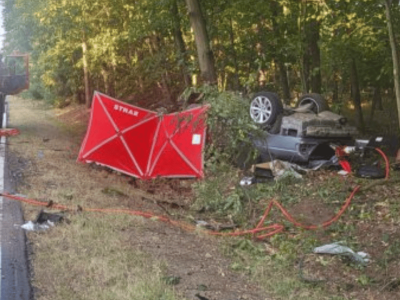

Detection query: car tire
(297, 93), (329, 114)
(268, 114), (282, 134)
(250, 92), (283, 126)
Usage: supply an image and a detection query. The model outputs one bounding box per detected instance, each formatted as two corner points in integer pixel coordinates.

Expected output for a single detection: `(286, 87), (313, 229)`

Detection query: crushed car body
(249, 92), (358, 165)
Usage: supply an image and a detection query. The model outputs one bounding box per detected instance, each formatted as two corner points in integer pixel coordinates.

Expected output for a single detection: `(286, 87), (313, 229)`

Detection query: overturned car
(249, 92), (358, 165)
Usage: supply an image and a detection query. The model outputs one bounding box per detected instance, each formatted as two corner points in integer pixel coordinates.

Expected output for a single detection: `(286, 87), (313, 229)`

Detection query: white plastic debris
(313, 242), (370, 264)
(21, 220), (54, 231)
(196, 220), (209, 228)
(240, 176), (256, 186)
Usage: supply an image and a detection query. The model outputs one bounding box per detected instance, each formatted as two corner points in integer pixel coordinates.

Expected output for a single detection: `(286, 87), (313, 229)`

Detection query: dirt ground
(7, 96), (270, 300)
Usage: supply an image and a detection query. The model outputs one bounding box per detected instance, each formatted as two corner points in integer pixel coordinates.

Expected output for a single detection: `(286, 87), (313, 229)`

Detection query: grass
(211, 166), (400, 299)
(31, 214), (179, 300)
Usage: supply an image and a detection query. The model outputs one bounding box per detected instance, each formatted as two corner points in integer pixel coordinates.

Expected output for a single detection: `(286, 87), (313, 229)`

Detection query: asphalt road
(0, 96), (32, 300)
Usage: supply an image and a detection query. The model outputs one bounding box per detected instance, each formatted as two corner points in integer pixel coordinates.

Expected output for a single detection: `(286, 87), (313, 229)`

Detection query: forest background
(1, 0), (400, 133)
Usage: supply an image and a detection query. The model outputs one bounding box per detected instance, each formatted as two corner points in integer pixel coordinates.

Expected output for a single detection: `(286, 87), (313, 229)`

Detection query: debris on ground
(162, 276), (181, 285)
(306, 154), (341, 170)
(240, 176), (256, 186)
(313, 242), (370, 265)
(251, 163), (274, 177)
(266, 160), (304, 179)
(356, 165), (386, 179)
(195, 294), (210, 300)
(243, 140), (391, 185)
(338, 170), (349, 176)
(21, 220), (54, 231)
(240, 160), (304, 185)
(101, 187), (127, 197)
(21, 210), (69, 231)
(195, 220), (237, 231)
(35, 210), (69, 224)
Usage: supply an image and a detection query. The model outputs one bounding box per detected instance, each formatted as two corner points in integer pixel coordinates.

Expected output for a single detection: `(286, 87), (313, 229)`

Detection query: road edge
(1, 95), (33, 300)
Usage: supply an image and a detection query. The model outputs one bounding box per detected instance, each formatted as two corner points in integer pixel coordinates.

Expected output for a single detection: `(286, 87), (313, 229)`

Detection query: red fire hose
(0, 128), (20, 137)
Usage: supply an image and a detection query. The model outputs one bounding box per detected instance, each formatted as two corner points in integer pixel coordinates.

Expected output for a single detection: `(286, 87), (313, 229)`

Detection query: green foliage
(192, 163), (246, 216)
(185, 86), (264, 217)
(2, 0), (399, 126)
(356, 274), (373, 286)
(182, 86), (261, 166)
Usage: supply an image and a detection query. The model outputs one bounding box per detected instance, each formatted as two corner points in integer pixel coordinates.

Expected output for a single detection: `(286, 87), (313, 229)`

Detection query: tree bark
(270, 1), (290, 103)
(185, 0), (217, 84)
(332, 76), (339, 103)
(229, 17), (239, 90)
(300, 1), (309, 93)
(101, 66), (111, 95)
(82, 32), (91, 108)
(149, 36), (172, 104)
(300, 1), (321, 94)
(301, 57), (310, 93)
(350, 58), (365, 131)
(101, 65), (115, 97)
(308, 21), (322, 94)
(370, 85), (382, 122)
(278, 61), (291, 104)
(171, 0), (192, 87)
(384, 0), (400, 129)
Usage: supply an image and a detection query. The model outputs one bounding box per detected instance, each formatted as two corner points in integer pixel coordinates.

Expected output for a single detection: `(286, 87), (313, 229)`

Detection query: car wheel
(250, 92), (283, 126)
(297, 93), (329, 114)
(268, 114), (282, 134)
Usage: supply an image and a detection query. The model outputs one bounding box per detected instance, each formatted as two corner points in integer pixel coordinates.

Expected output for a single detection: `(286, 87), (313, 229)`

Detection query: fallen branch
(380, 278), (400, 292)
(359, 178), (400, 192)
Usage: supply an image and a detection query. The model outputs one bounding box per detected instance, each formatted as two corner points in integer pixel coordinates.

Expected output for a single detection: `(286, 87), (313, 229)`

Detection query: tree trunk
(278, 61), (291, 104)
(300, 1), (309, 93)
(171, 0), (192, 87)
(135, 50), (145, 93)
(229, 17), (239, 90)
(350, 58), (365, 131)
(301, 57), (310, 93)
(82, 33), (91, 108)
(332, 81), (338, 103)
(332, 70), (339, 103)
(150, 36), (172, 104)
(384, 0), (400, 129)
(270, 1), (290, 103)
(101, 66), (110, 95)
(185, 0), (217, 84)
(370, 85), (382, 122)
(308, 21), (322, 94)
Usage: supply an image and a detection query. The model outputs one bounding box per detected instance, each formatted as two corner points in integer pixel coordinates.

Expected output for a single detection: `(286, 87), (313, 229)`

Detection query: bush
(181, 86), (265, 218)
(181, 86), (261, 169)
